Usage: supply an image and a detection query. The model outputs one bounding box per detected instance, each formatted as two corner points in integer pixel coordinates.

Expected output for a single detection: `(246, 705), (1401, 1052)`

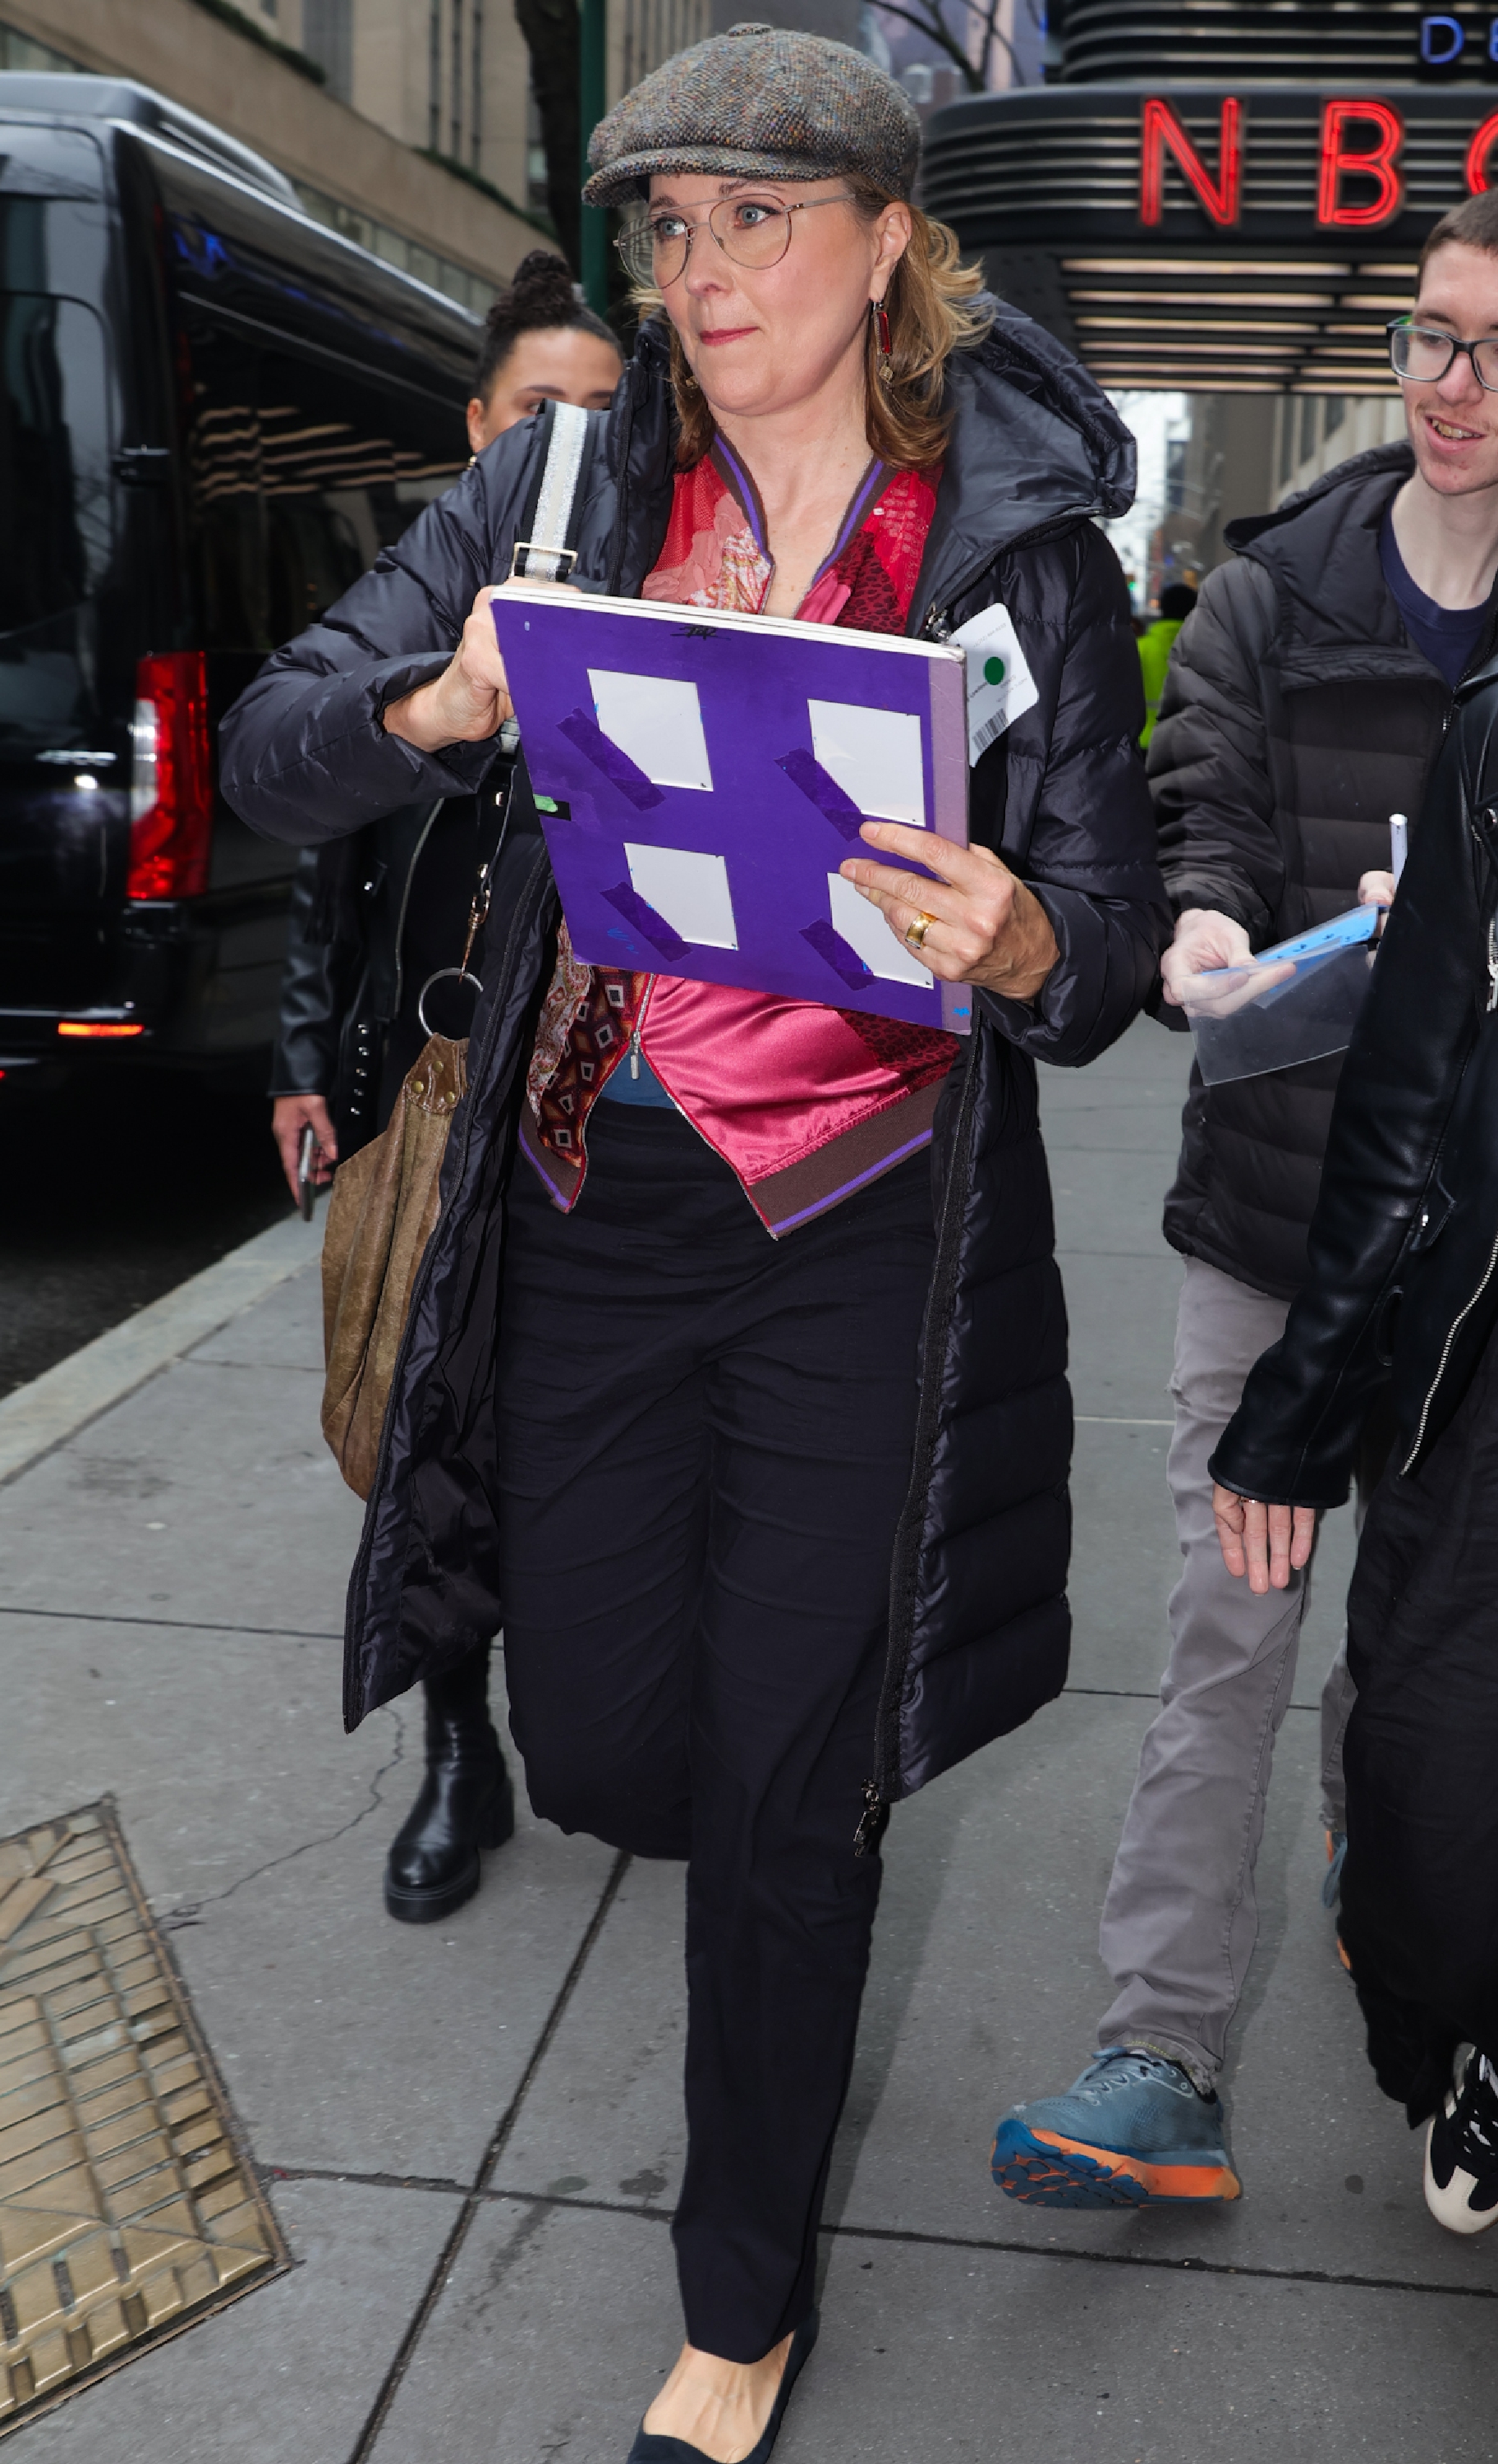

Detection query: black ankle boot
(384, 1643), (515, 1924)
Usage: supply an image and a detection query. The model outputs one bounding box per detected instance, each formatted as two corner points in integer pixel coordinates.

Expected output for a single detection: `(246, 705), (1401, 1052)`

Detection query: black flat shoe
(384, 1646), (515, 1924)
(626, 2312), (819, 2463)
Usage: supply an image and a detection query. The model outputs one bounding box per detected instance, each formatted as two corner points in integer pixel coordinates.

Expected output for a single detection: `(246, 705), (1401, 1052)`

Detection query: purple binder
(490, 586), (972, 1033)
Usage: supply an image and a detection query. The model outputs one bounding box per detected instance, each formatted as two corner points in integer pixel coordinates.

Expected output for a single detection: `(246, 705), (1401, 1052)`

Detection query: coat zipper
(857, 1036), (984, 1851)
(917, 512), (1091, 645)
(1403, 1219), (1498, 1473)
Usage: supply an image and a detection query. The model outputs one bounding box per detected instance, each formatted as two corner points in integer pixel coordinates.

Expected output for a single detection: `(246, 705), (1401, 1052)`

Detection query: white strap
(520, 402), (589, 581)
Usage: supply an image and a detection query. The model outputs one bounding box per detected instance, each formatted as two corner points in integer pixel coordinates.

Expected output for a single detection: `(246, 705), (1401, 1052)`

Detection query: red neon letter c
(1318, 99), (1404, 228)
(1468, 110), (1498, 192)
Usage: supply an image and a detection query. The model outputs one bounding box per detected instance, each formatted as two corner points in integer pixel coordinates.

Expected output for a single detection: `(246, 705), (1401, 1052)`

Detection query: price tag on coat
(951, 603), (1038, 762)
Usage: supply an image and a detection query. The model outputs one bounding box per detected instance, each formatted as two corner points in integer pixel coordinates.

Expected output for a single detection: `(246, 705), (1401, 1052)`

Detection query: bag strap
(510, 400), (590, 582)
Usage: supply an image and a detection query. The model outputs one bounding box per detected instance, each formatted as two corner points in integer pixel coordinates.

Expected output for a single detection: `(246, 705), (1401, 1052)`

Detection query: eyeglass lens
(1391, 323), (1498, 392)
(619, 196), (794, 286)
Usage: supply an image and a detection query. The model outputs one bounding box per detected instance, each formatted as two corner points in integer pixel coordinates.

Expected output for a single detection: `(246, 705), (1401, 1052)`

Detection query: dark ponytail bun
(476, 250), (621, 395)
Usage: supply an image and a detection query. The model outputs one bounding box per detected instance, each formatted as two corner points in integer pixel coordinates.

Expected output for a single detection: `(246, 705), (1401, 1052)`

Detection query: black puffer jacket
(1151, 444), (1461, 1302)
(1212, 651), (1498, 1506)
(221, 309), (1167, 1808)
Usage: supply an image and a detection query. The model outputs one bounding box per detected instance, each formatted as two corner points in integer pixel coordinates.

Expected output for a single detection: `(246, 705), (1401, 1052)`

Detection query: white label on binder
(826, 872), (934, 986)
(952, 603), (1038, 762)
(590, 670), (714, 790)
(808, 701), (926, 825)
(625, 844), (738, 947)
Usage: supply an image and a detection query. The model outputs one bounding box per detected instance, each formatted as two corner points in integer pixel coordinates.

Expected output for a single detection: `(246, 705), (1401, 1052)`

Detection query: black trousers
(494, 1102), (933, 2360)
(1342, 1326), (1498, 2124)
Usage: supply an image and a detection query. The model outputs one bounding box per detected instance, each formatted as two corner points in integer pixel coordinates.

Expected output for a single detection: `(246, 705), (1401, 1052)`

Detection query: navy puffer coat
(222, 306), (1167, 1814)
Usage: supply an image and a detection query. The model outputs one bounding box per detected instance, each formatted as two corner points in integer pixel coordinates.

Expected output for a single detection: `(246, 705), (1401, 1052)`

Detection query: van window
(182, 308), (466, 651)
(0, 287), (111, 635)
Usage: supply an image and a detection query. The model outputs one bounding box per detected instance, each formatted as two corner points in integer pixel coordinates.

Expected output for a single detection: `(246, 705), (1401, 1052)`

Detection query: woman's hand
(271, 1093), (337, 1200)
(1212, 1483), (1316, 1594)
(839, 822), (1060, 1005)
(383, 586), (515, 752)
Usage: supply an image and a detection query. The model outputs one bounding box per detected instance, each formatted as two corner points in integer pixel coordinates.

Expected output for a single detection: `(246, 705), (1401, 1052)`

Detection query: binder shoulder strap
(510, 400), (590, 582)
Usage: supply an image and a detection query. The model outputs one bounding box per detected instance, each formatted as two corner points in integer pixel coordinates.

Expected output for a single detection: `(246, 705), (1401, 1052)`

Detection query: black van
(0, 74), (478, 1084)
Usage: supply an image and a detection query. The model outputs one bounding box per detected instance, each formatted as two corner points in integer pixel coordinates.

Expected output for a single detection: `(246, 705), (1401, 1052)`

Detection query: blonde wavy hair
(633, 182), (991, 471)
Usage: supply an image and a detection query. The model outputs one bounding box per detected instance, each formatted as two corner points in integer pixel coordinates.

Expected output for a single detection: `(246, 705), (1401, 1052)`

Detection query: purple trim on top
(709, 436), (769, 557)
(706, 442), (889, 599)
(762, 1126), (935, 1236)
(809, 458), (888, 592)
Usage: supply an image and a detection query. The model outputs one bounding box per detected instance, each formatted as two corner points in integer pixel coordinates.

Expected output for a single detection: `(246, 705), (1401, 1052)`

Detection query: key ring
(416, 965), (483, 1037)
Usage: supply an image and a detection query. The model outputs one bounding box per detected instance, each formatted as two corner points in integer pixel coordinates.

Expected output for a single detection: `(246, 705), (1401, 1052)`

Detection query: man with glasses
(993, 189), (1498, 2212)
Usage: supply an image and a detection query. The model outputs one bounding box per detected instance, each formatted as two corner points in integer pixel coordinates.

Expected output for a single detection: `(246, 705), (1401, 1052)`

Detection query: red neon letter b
(1318, 99), (1404, 228)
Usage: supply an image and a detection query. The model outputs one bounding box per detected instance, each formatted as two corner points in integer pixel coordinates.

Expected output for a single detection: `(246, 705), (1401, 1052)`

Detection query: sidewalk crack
(159, 1709), (406, 1929)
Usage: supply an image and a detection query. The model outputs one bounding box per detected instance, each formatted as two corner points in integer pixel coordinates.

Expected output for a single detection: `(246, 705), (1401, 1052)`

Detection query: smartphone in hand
(297, 1122), (319, 1222)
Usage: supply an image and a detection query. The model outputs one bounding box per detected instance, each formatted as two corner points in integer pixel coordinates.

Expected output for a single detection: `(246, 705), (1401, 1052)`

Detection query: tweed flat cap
(583, 22), (921, 207)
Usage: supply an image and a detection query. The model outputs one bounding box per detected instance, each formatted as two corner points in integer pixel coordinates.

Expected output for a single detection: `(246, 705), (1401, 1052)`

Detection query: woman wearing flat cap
(223, 24), (1164, 2457)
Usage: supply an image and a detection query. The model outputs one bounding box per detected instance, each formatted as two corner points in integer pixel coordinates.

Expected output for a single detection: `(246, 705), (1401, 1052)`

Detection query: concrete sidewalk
(1, 1018), (1492, 2462)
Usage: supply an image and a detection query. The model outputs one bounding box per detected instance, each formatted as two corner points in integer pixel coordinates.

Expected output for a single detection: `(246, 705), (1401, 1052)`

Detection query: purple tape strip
(801, 918), (874, 991)
(558, 710), (663, 811)
(776, 748), (864, 842)
(602, 880), (691, 961)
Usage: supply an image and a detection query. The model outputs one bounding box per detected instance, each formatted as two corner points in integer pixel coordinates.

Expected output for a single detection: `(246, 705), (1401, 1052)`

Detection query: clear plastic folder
(1176, 904), (1381, 1087)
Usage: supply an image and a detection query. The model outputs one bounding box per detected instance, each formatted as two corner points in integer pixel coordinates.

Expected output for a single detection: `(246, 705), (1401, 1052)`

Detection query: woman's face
(467, 326), (623, 453)
(649, 175), (910, 427)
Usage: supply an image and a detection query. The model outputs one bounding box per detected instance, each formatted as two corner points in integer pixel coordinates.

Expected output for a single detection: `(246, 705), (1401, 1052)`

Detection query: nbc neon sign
(1140, 94), (1498, 229)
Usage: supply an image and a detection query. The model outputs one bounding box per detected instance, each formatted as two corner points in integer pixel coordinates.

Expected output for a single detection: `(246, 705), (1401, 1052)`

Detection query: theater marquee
(922, 3), (1498, 389)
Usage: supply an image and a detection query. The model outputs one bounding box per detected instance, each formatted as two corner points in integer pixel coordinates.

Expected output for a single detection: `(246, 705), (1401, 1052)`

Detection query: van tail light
(127, 652), (212, 899)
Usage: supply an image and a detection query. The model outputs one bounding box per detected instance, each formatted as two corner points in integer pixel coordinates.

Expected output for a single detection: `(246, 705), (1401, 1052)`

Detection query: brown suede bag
(319, 1032), (467, 1499)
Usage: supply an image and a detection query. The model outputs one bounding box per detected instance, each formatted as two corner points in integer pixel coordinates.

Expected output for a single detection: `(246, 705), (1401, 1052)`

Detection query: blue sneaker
(991, 2048), (1242, 2209)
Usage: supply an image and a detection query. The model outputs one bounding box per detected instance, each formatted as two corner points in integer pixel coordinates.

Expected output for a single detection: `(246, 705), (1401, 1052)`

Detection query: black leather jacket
(269, 788), (507, 1149)
(223, 307), (1167, 1806)
(1212, 657), (1498, 1506)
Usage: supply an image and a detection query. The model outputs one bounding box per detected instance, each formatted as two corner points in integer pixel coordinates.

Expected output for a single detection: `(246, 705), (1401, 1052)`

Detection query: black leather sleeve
(268, 850), (345, 1096)
(1209, 706), (1487, 1506)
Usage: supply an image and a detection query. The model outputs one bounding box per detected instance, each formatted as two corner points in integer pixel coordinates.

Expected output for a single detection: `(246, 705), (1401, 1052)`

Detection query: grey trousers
(1096, 1257), (1358, 2092)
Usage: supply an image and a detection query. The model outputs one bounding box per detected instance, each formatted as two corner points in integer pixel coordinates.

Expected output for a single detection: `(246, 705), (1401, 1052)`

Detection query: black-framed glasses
(614, 191), (856, 290)
(1388, 316), (1498, 393)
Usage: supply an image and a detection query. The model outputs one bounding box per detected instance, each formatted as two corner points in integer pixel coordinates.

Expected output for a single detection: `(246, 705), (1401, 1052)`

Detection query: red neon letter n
(1140, 96), (1243, 228)
(1318, 100), (1404, 228)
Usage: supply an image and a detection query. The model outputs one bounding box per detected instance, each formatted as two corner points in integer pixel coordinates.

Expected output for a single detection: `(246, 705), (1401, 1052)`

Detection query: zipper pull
(628, 1025), (641, 1080)
(853, 1781), (889, 1858)
(1487, 913), (1498, 1014)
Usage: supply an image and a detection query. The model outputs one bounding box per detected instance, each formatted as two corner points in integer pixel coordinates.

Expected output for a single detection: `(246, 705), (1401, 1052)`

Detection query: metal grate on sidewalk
(0, 1801), (287, 2435)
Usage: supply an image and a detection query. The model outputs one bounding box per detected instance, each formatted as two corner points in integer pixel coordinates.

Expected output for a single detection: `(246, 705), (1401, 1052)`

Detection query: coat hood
(1221, 441), (1417, 678)
(611, 300), (1136, 624)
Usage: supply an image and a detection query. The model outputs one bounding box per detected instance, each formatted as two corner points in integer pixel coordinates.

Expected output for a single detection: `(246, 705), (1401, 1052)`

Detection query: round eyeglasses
(614, 191), (856, 291)
(1388, 316), (1498, 393)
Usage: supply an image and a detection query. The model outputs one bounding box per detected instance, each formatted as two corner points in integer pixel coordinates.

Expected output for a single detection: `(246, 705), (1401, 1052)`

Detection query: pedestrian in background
(224, 24), (1164, 2453)
(269, 252), (623, 1929)
(1137, 580), (1196, 747)
(995, 192), (1498, 2214)
(1211, 190), (1498, 2242)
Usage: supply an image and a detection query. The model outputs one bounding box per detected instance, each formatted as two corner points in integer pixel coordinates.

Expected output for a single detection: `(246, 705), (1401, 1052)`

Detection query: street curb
(0, 1207), (324, 1487)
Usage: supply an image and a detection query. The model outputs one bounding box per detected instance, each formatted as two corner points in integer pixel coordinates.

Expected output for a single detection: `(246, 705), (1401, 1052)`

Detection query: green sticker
(983, 655), (1006, 686)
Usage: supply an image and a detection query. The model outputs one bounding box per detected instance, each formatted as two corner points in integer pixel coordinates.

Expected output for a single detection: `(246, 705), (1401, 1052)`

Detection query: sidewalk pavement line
(0, 1207), (324, 1488)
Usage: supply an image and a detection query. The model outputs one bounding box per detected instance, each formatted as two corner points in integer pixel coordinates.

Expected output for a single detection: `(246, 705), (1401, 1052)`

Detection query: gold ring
(905, 911), (935, 950)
